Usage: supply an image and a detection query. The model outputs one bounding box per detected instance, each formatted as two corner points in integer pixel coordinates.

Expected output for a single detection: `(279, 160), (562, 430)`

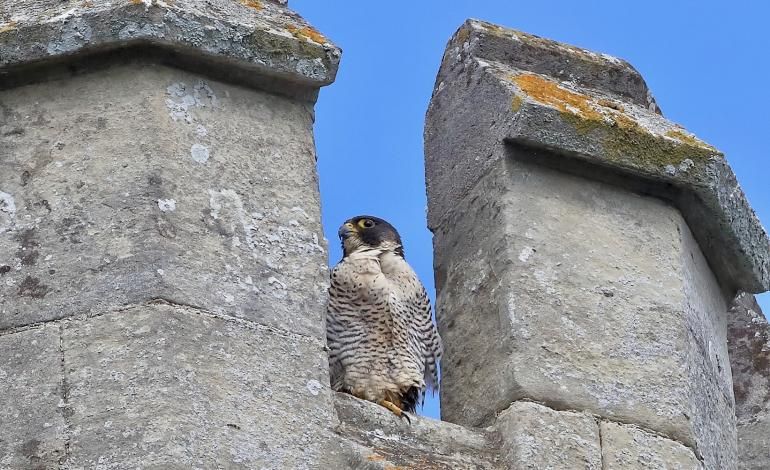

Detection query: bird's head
(338, 215), (404, 258)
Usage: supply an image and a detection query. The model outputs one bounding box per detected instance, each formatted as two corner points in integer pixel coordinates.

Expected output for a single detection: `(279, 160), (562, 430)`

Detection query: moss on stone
(602, 120), (717, 170)
(559, 107), (719, 170)
(665, 128), (718, 152)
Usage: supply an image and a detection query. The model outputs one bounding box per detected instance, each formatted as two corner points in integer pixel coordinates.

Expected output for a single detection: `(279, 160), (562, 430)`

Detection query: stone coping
(0, 0), (340, 96)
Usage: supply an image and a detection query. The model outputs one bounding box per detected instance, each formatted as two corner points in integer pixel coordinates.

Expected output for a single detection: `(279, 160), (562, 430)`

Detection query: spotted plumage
(326, 216), (442, 418)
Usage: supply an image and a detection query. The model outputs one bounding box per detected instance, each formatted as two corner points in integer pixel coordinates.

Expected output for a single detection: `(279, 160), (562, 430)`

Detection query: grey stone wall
(728, 293), (770, 470)
(3, 4), (768, 469)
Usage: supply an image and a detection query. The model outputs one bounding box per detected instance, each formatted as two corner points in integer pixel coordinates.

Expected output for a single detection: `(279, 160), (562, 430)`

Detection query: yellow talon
(378, 399), (411, 424)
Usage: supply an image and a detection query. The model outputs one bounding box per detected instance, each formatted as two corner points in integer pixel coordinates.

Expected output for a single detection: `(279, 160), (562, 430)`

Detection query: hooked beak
(338, 222), (356, 240)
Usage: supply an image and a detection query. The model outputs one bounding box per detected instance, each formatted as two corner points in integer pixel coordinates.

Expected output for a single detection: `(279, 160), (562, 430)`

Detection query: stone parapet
(425, 19), (760, 469)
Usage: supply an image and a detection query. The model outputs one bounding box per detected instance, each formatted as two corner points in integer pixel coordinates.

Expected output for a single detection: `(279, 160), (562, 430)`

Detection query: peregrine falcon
(326, 216), (442, 420)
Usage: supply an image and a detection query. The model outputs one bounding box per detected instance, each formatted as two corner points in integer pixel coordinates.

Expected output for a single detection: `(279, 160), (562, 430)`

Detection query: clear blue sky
(293, 0), (770, 420)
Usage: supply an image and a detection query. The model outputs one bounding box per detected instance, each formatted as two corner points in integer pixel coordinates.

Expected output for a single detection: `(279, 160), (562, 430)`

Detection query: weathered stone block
(433, 157), (736, 468)
(600, 421), (702, 469)
(61, 303), (343, 469)
(0, 324), (66, 469)
(427, 19), (747, 469)
(334, 393), (502, 469)
(0, 64), (329, 339)
(495, 401), (602, 469)
(728, 293), (770, 470)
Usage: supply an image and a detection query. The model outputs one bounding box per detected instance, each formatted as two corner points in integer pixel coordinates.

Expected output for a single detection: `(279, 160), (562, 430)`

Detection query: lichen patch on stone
(238, 0), (263, 10)
(0, 191), (16, 234)
(286, 25), (327, 45)
(665, 128), (718, 152)
(0, 191), (16, 215)
(506, 71), (722, 169)
(511, 73), (603, 122)
(157, 199), (176, 212)
(0, 21), (18, 33)
(191, 144), (210, 163)
(454, 25), (471, 45)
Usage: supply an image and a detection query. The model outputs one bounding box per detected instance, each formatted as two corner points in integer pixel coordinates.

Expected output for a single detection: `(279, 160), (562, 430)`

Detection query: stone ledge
(0, 0), (340, 96)
(426, 20), (770, 292)
(335, 396), (706, 469)
(333, 393), (503, 469)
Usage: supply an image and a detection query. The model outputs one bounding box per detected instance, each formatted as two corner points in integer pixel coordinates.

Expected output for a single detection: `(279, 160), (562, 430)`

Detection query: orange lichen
(367, 454), (386, 462)
(129, 0), (143, 4)
(511, 73), (602, 122)
(665, 129), (717, 151)
(286, 24), (327, 44)
(0, 20), (17, 33)
(239, 0), (262, 10)
(502, 71), (720, 167)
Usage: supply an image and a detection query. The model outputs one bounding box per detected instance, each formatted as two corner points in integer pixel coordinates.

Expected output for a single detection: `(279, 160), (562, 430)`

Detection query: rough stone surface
(60, 303), (345, 469)
(431, 155), (736, 467)
(426, 19), (746, 468)
(446, 19), (659, 112)
(0, 0), (340, 96)
(601, 421), (702, 469)
(334, 393), (502, 469)
(0, 64), (329, 339)
(0, 324), (66, 469)
(495, 401), (602, 469)
(728, 292), (770, 469)
(426, 19), (770, 292)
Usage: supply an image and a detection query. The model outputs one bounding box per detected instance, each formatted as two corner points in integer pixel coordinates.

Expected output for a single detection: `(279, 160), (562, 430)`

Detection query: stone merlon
(0, 0), (340, 99)
(427, 19), (770, 293)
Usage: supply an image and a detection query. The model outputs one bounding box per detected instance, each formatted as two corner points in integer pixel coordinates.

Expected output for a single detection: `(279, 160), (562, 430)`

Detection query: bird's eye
(359, 219), (375, 229)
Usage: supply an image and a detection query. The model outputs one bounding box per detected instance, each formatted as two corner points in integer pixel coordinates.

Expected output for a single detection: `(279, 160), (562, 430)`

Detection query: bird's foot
(378, 399), (411, 424)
